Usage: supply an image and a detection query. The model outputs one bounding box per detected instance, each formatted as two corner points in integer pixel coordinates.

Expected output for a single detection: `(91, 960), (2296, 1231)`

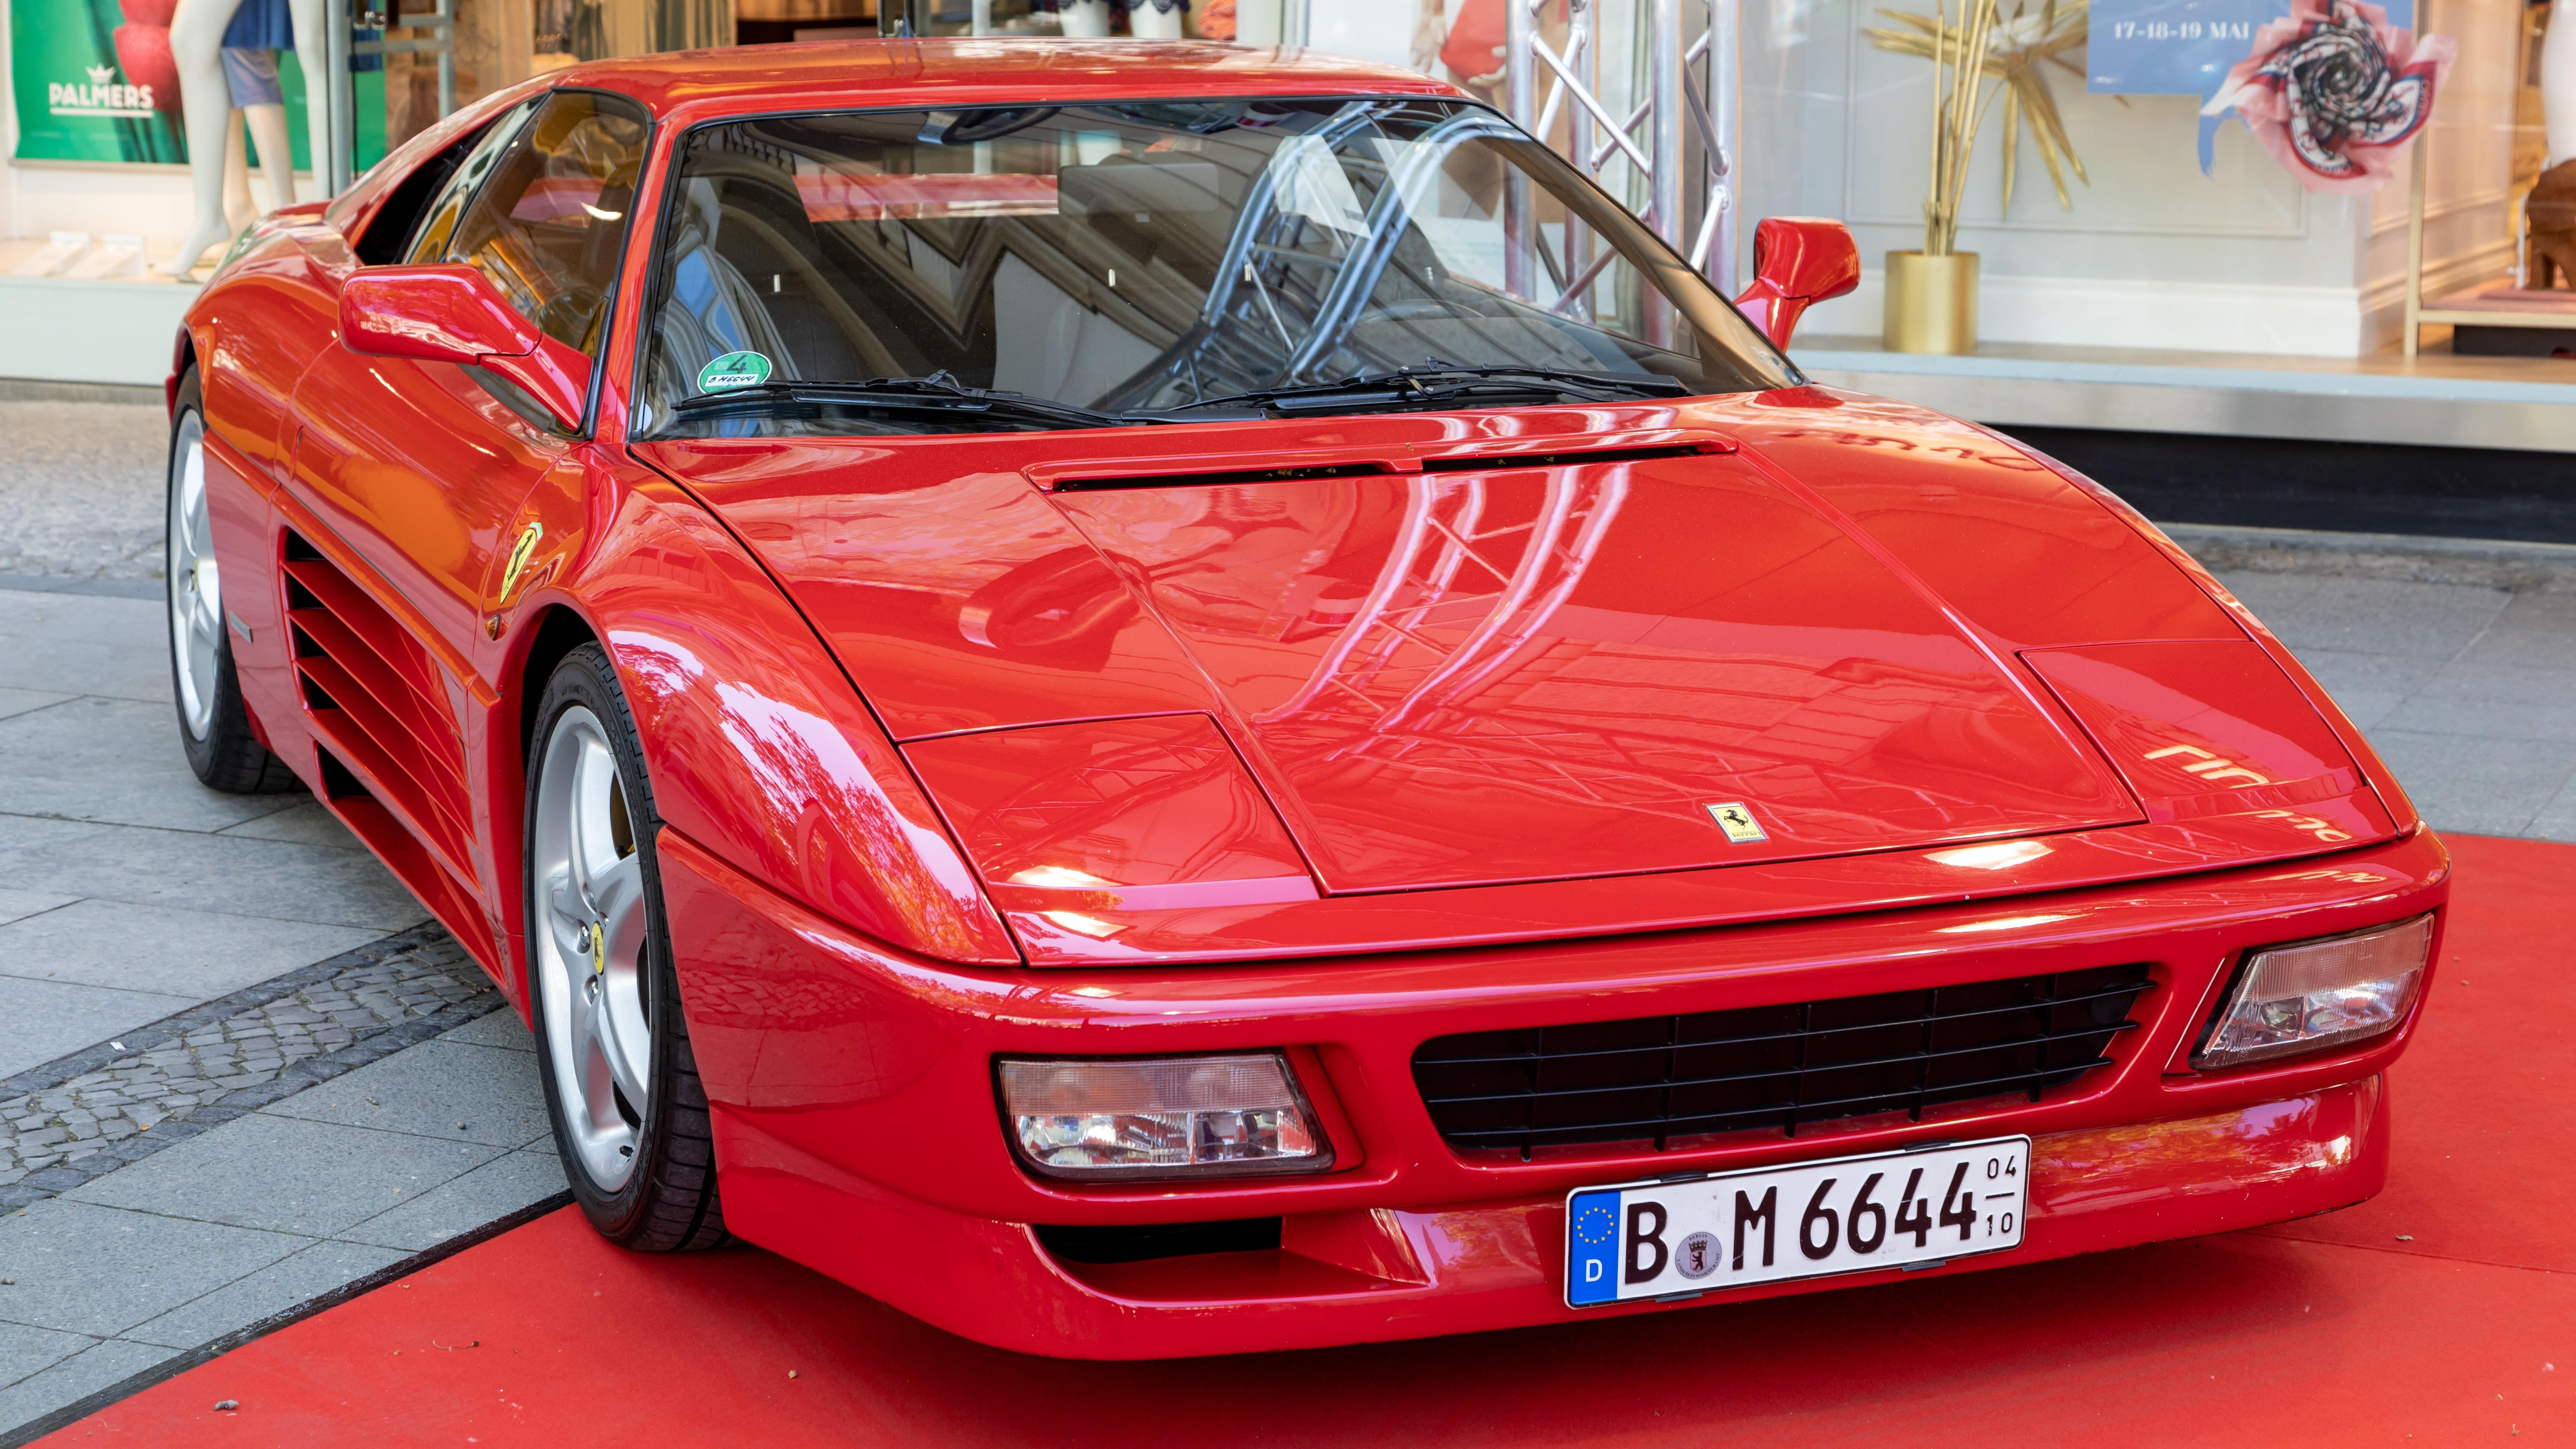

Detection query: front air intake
(1412, 965), (2152, 1159)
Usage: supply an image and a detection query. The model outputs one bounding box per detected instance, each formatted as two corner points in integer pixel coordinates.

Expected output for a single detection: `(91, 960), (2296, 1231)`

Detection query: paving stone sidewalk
(0, 402), (165, 582)
(0, 582), (567, 1439)
(0, 1004), (564, 1438)
(2165, 524), (2576, 841)
(0, 928), (499, 1201)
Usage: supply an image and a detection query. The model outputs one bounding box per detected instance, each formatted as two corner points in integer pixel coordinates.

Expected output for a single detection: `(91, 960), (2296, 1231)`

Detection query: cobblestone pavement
(0, 403), (167, 582)
(0, 928), (498, 1201)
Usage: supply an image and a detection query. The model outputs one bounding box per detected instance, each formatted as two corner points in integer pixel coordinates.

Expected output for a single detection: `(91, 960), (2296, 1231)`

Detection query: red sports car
(165, 41), (2446, 1358)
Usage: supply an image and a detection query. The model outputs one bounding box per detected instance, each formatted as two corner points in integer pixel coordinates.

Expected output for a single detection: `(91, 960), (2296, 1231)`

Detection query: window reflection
(637, 98), (1791, 434)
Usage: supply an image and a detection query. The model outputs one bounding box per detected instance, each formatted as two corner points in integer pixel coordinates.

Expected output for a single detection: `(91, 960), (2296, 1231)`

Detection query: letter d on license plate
(1564, 1136), (2030, 1307)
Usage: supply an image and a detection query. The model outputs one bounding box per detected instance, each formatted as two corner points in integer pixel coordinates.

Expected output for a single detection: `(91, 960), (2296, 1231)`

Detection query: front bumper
(656, 826), (2446, 1359)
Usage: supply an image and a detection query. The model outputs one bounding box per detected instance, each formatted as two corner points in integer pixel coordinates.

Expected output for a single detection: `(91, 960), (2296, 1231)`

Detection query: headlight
(997, 1052), (1332, 1180)
(2193, 914), (2434, 1070)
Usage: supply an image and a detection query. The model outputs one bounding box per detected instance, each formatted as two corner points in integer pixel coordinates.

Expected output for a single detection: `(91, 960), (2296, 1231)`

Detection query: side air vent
(310, 739), (495, 966)
(281, 532), (473, 878)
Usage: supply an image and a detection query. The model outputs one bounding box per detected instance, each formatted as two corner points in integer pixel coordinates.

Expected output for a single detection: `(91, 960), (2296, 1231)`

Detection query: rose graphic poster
(2086, 0), (2449, 189)
(2200, 0), (2452, 191)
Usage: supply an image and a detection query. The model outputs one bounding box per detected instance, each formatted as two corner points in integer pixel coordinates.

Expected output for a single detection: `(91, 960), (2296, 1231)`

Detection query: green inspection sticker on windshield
(697, 350), (772, 392)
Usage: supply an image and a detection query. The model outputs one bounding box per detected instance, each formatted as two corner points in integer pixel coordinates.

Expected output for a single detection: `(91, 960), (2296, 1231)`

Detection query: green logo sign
(8, 0), (388, 168)
(697, 350), (773, 392)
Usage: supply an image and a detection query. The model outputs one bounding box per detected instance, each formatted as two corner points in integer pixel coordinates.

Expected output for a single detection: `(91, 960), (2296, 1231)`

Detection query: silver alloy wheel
(167, 411), (221, 741)
(534, 705), (651, 1189)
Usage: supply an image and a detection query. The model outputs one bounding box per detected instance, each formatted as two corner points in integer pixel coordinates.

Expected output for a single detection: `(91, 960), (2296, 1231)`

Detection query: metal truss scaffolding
(1502, 0), (1741, 295)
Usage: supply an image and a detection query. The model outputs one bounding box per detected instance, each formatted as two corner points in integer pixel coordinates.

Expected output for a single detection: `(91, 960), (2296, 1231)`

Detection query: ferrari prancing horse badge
(499, 522), (541, 605)
(1705, 801), (1767, 843)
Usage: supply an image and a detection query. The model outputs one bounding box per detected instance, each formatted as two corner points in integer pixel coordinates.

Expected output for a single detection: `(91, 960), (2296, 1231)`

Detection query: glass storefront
(1304, 0), (2567, 360)
(9, 0), (2566, 365)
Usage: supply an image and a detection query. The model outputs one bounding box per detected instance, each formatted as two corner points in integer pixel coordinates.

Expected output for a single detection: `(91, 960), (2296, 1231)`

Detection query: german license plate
(1564, 1136), (2030, 1307)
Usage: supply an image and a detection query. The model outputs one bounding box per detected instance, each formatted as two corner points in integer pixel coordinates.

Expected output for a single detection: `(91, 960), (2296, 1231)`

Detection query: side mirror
(1730, 217), (1861, 352)
(340, 264), (588, 431)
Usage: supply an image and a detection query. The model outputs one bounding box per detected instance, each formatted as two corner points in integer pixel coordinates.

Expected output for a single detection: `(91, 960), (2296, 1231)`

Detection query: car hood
(638, 391), (2392, 953)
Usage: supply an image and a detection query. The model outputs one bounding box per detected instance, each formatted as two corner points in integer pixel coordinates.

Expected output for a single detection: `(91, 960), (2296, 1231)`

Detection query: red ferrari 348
(165, 40), (2447, 1357)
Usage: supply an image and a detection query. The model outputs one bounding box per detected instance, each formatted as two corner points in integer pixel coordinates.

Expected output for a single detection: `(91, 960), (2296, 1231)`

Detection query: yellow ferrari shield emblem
(1705, 801), (1767, 844)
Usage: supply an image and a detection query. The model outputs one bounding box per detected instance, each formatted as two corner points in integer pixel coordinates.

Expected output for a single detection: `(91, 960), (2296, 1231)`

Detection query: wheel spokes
(187, 583), (221, 688)
(590, 854), (642, 947)
(591, 973), (651, 1117)
(567, 978), (626, 1133)
(167, 417), (219, 739)
(183, 478), (212, 559)
(534, 705), (653, 1184)
(545, 867), (591, 964)
(566, 737), (622, 913)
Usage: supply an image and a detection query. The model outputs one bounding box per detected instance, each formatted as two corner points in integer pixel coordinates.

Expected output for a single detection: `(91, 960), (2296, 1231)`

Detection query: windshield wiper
(1155, 365), (1691, 416)
(670, 375), (1131, 430)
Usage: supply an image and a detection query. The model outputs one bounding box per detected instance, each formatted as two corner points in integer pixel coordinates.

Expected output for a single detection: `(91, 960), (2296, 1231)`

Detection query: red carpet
(41, 835), (2574, 1447)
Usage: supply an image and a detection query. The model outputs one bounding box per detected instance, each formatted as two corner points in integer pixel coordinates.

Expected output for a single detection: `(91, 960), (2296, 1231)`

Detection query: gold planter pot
(1883, 250), (1979, 354)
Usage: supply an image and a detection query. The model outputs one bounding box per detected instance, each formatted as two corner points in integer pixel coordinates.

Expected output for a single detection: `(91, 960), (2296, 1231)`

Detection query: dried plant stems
(1922, 0), (2001, 255)
(1867, 0), (2092, 217)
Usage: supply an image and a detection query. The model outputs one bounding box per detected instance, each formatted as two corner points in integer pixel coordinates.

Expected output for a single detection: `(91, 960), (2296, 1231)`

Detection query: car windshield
(634, 97), (1797, 437)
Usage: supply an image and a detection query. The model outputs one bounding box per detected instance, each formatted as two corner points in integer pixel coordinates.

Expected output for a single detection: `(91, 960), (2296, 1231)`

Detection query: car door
(281, 86), (652, 943)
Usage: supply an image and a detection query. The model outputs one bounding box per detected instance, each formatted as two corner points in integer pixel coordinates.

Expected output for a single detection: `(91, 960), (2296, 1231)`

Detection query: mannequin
(222, 103), (298, 233)
(163, 0), (329, 276)
(1129, 0), (1186, 38)
(222, 117), (254, 233)
(218, 15), (300, 235)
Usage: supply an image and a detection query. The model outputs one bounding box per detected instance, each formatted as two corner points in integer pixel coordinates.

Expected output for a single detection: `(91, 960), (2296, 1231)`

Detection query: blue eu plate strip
(1567, 1189), (1624, 1306)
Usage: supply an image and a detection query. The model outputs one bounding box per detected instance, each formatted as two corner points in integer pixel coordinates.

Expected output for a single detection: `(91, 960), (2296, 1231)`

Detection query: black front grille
(1412, 966), (2152, 1158)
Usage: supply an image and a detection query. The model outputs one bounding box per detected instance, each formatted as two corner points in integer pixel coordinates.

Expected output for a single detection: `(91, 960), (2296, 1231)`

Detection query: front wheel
(526, 642), (728, 1250)
(167, 370), (296, 794)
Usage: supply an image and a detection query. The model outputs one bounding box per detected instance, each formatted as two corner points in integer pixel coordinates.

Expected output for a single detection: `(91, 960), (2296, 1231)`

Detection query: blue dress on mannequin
(221, 0), (295, 51)
(220, 0), (294, 109)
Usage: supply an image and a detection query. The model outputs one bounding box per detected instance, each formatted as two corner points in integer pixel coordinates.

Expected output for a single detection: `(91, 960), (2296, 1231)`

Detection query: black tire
(524, 642), (729, 1251)
(167, 368), (298, 794)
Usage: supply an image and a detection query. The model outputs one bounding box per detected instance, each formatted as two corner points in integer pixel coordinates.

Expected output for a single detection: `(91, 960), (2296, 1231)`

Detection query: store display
(2528, 159), (2575, 287)
(2546, 0), (2574, 164)
(1130, 0), (1185, 37)
(112, 0), (184, 117)
(161, 0), (329, 275)
(1438, 0), (1508, 86)
(1886, 0), (2000, 351)
(2200, 0), (2451, 192)
(1055, 0), (1112, 32)
(1188, 0), (1235, 39)
(1868, 0), (2090, 210)
(218, 0), (297, 233)
(2534, 0), (2574, 288)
